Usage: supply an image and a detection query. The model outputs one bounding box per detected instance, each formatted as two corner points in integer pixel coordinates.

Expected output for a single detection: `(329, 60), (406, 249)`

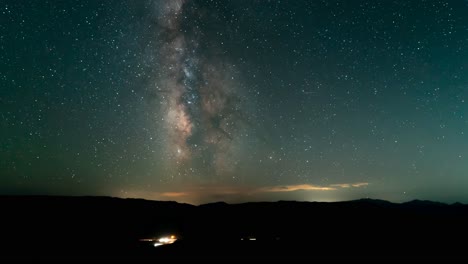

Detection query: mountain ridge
(1, 194), (464, 206)
(1, 195), (468, 260)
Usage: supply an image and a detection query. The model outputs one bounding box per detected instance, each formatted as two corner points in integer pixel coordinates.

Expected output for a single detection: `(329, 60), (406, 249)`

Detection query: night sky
(2, 0), (468, 204)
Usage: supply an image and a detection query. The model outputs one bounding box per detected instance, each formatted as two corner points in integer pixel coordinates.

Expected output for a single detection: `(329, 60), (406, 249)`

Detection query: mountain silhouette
(1, 195), (467, 261)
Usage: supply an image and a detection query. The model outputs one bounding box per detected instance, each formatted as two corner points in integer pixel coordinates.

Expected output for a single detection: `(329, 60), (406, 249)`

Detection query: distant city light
(158, 235), (177, 245)
(141, 234), (177, 247)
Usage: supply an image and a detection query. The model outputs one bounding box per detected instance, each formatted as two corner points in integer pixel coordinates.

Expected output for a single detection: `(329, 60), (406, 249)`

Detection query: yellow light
(157, 235), (177, 245)
(158, 237), (170, 243)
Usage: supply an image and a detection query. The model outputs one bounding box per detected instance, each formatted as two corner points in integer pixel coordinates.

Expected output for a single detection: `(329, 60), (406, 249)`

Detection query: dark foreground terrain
(1, 196), (468, 261)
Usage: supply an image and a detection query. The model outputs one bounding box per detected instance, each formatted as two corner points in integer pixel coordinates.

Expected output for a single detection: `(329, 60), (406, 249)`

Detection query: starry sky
(1, 0), (468, 204)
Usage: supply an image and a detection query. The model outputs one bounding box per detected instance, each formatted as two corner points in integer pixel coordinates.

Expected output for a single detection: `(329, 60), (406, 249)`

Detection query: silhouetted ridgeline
(1, 196), (468, 261)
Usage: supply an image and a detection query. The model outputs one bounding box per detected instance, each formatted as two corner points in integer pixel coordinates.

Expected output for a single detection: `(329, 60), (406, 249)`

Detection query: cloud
(258, 184), (336, 192)
(119, 182), (369, 204)
(155, 182), (369, 199)
(257, 182), (368, 193)
(329, 182), (369, 188)
(159, 192), (189, 198)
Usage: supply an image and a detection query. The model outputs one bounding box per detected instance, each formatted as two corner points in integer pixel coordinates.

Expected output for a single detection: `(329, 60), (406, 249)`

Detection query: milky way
(2, 0), (468, 204)
(154, 0), (247, 180)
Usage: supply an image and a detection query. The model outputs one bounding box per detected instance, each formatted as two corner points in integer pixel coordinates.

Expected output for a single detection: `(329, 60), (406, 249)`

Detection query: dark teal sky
(1, 0), (468, 204)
